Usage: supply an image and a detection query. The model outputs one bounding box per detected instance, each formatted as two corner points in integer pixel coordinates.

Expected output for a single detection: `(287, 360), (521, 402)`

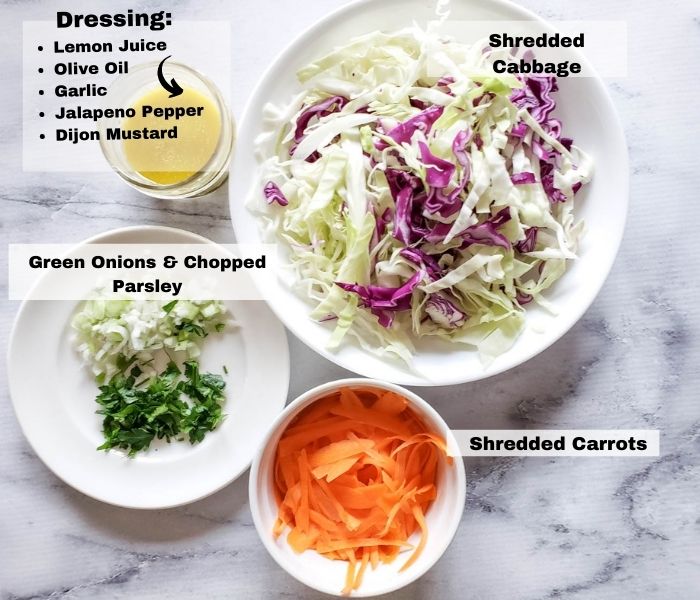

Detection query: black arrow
(157, 55), (183, 98)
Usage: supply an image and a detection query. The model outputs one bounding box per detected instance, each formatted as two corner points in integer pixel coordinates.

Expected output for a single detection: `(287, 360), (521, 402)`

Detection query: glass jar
(98, 61), (234, 199)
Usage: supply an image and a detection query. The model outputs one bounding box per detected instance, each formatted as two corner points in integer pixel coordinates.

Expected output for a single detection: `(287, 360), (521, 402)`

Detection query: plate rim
(7, 224), (291, 509)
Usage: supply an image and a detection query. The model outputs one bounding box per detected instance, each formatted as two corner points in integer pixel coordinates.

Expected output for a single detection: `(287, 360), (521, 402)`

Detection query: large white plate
(7, 226), (290, 509)
(229, 0), (628, 386)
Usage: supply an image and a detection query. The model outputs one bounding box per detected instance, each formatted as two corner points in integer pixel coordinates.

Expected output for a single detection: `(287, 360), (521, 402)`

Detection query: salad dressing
(122, 86), (222, 185)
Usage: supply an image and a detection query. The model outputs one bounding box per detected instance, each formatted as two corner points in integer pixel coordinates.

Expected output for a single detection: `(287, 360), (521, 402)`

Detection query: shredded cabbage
(252, 26), (593, 366)
(72, 299), (229, 382)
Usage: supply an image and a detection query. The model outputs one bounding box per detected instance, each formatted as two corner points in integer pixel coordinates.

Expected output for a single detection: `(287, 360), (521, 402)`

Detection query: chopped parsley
(95, 360), (226, 457)
(162, 300), (179, 314)
(176, 320), (208, 339)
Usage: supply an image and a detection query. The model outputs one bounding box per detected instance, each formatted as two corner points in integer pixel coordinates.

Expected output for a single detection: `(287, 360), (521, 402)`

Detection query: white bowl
(249, 378), (466, 597)
(229, 0), (628, 386)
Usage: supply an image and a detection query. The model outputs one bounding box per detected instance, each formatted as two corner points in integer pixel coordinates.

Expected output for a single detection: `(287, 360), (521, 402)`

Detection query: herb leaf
(176, 320), (207, 338)
(95, 359), (226, 457)
(162, 300), (178, 314)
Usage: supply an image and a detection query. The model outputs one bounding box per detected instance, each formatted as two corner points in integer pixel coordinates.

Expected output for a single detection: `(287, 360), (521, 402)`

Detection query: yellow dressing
(122, 86), (222, 185)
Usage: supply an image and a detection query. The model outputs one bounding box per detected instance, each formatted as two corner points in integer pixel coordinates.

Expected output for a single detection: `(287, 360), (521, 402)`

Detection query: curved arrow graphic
(157, 55), (183, 98)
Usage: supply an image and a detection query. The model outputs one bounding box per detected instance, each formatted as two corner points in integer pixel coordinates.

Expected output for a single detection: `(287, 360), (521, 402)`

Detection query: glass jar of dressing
(98, 61), (234, 199)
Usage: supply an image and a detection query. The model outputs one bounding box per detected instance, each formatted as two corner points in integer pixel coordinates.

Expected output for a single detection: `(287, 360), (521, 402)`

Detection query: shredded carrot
(353, 548), (370, 590)
(309, 438), (375, 468)
(272, 387), (451, 595)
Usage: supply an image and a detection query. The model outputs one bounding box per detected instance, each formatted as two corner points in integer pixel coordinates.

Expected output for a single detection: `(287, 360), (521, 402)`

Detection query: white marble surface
(1, 0), (699, 598)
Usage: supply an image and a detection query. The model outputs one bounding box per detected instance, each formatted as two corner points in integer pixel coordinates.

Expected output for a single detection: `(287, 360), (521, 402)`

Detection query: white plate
(229, 0), (628, 386)
(7, 226), (290, 509)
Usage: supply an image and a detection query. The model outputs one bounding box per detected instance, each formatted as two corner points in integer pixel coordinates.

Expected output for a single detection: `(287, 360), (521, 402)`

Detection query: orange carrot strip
(353, 549), (370, 590)
(316, 478), (362, 532)
(309, 509), (340, 532)
(273, 517), (285, 538)
(339, 388), (365, 410)
(342, 551), (356, 596)
(373, 391), (408, 415)
(311, 456), (362, 482)
(378, 488), (419, 537)
(282, 414), (344, 437)
(316, 537), (410, 553)
(332, 483), (390, 510)
(309, 438), (375, 468)
(278, 420), (355, 456)
(297, 449), (310, 533)
(399, 504), (428, 572)
(390, 432), (450, 457)
(287, 525), (320, 553)
(328, 404), (413, 437)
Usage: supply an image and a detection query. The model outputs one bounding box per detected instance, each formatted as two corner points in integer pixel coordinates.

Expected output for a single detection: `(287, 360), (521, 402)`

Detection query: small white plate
(7, 226), (290, 509)
(229, 0), (628, 386)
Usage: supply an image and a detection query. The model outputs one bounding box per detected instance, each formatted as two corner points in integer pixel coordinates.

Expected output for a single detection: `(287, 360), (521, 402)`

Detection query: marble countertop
(1, 0), (698, 598)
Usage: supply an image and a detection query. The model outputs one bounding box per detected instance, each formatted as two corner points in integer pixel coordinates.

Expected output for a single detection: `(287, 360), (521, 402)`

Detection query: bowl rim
(229, 0), (629, 387)
(248, 377), (467, 597)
